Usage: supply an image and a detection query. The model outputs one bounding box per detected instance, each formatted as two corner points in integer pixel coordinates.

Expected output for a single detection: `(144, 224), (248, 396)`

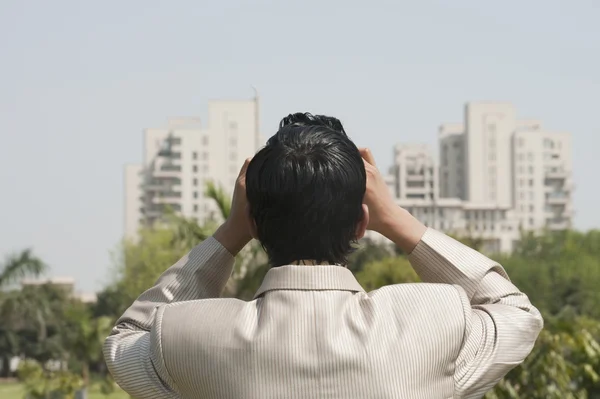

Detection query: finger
(363, 159), (376, 175)
(359, 148), (376, 167)
(239, 157), (252, 177)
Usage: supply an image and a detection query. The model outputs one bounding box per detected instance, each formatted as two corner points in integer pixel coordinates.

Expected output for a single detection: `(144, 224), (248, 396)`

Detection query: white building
(21, 277), (97, 303)
(512, 123), (573, 231)
(380, 102), (573, 253)
(124, 96), (263, 238)
(389, 144), (438, 201)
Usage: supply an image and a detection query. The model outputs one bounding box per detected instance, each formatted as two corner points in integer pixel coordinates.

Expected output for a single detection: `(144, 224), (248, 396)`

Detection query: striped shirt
(104, 228), (543, 398)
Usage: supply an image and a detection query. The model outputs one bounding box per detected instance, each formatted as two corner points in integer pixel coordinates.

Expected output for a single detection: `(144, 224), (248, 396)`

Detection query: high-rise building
(389, 144), (438, 201)
(385, 142), (520, 253)
(382, 102), (574, 253)
(124, 97), (262, 238)
(512, 123), (573, 231)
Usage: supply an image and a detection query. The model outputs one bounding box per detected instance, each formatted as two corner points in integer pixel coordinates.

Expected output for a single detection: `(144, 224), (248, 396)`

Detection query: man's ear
(246, 204), (258, 239)
(355, 204), (369, 240)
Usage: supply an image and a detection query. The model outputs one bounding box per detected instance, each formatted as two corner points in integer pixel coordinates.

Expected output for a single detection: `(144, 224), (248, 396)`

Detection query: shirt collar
(253, 265), (366, 299)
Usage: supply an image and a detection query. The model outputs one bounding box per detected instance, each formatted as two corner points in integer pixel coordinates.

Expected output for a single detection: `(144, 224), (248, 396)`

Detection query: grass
(0, 381), (129, 399)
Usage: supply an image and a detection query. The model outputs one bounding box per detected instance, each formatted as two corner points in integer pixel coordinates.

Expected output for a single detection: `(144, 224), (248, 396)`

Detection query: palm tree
(167, 181), (268, 298)
(0, 248), (47, 288)
(0, 249), (46, 377)
(62, 304), (113, 397)
(204, 180), (231, 220)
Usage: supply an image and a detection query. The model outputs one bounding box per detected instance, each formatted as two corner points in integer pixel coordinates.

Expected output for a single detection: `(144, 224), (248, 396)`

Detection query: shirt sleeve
(103, 237), (235, 398)
(408, 229), (544, 398)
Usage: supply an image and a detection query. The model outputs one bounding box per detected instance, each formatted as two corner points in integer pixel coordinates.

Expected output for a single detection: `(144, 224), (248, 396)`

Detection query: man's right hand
(359, 148), (427, 253)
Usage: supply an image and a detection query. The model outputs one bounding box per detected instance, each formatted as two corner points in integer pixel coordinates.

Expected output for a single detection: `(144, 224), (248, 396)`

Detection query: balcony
(143, 203), (182, 215)
(152, 196), (181, 205)
(545, 169), (568, 179)
(406, 173), (426, 181)
(546, 192), (569, 204)
(546, 218), (570, 230)
(154, 163), (182, 177)
(160, 164), (181, 172)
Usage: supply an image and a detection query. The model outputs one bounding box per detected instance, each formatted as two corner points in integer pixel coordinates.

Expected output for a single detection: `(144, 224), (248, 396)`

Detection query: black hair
(246, 112), (366, 266)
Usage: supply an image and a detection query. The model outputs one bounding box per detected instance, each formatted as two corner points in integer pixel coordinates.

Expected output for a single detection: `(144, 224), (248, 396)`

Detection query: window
(193, 192), (198, 199)
(529, 166), (534, 174)
(529, 218), (535, 226)
(192, 152), (198, 160)
(229, 121), (238, 130)
(529, 192), (534, 200)
(529, 179), (534, 187)
(202, 136), (209, 146)
(203, 164), (209, 173)
(490, 153), (496, 161)
(487, 124), (496, 133)
(520, 204), (526, 212)
(193, 204), (198, 212)
(520, 192), (525, 200)
(230, 152), (237, 161)
(192, 165), (198, 173)
(230, 137), (237, 146)
(529, 205), (534, 212)
(193, 178), (198, 186)
(519, 153), (525, 161)
(518, 137), (525, 147)
(202, 152), (209, 161)
(519, 166), (525, 174)
(528, 153), (534, 161)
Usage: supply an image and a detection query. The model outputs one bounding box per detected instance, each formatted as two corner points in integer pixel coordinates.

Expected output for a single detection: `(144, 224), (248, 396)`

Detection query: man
(104, 113), (543, 398)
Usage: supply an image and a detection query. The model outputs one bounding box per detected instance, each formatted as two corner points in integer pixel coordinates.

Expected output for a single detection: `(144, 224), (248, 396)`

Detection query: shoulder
(160, 297), (255, 329)
(369, 282), (465, 304)
(366, 283), (468, 330)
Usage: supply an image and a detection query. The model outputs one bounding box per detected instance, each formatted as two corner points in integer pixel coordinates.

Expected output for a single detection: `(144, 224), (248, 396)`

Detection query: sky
(1, 0), (599, 292)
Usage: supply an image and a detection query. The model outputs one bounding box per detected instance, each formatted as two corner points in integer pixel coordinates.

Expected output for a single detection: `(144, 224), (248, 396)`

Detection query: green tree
(18, 359), (83, 399)
(0, 283), (66, 377)
(347, 239), (393, 273)
(0, 248), (47, 288)
(0, 248), (49, 376)
(356, 257), (420, 291)
(61, 302), (113, 392)
(487, 312), (600, 398)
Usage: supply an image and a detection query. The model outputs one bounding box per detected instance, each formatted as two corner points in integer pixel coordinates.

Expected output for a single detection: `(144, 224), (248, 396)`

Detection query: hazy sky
(1, 1), (599, 292)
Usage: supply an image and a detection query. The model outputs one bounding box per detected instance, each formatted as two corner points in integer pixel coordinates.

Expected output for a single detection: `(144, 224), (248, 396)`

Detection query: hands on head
(217, 148), (424, 256)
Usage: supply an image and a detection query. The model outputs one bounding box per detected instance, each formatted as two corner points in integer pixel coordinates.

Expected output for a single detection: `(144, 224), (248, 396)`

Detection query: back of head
(246, 112), (366, 266)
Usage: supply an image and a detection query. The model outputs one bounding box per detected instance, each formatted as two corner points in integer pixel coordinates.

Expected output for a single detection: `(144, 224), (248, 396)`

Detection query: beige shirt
(104, 229), (543, 399)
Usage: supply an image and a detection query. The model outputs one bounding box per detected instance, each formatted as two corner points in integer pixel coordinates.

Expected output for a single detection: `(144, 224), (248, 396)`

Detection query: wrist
(379, 207), (427, 254)
(213, 219), (252, 256)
